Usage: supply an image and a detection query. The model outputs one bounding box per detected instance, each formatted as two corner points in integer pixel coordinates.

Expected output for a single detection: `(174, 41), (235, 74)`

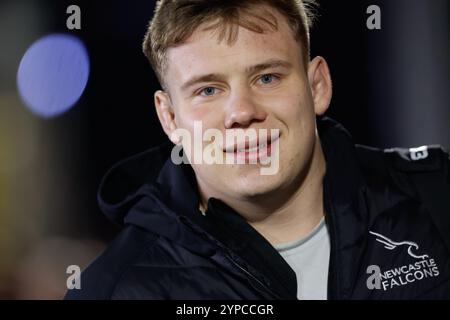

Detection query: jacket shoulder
(356, 144), (449, 173)
(383, 145), (449, 173)
(355, 144), (450, 200)
(64, 225), (159, 300)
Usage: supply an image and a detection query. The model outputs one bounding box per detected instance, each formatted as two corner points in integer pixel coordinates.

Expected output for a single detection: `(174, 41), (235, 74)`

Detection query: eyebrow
(245, 59), (293, 75)
(180, 73), (226, 92)
(180, 59), (293, 92)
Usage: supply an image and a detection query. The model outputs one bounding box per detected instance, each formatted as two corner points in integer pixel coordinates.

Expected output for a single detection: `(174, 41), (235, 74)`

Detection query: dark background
(0, 0), (448, 298)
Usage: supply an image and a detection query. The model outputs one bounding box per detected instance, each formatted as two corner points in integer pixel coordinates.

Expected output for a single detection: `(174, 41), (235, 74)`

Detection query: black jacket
(65, 117), (450, 300)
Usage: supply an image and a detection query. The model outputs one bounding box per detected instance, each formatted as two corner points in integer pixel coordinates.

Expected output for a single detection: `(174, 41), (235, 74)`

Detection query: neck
(249, 136), (326, 245)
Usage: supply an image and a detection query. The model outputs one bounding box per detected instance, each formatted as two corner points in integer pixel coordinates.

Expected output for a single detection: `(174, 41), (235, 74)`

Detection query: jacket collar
(318, 117), (370, 299)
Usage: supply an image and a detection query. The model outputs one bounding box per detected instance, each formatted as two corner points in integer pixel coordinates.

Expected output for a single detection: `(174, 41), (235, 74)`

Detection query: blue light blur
(17, 33), (90, 118)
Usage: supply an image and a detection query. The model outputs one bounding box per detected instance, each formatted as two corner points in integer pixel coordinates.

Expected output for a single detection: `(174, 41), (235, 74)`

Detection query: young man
(66, 0), (450, 299)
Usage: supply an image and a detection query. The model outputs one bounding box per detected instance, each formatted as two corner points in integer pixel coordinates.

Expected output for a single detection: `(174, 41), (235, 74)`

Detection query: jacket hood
(97, 141), (173, 225)
(97, 138), (232, 256)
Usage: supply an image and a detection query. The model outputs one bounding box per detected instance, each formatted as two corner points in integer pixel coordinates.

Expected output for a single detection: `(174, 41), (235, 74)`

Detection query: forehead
(165, 6), (303, 81)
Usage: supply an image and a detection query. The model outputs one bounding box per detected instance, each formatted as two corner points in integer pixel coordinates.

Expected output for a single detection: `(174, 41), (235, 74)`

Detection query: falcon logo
(366, 231), (440, 291)
(369, 231), (429, 260)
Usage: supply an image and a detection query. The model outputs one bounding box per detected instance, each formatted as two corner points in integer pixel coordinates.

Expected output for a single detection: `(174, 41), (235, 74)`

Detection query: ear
(154, 90), (180, 144)
(307, 56), (332, 116)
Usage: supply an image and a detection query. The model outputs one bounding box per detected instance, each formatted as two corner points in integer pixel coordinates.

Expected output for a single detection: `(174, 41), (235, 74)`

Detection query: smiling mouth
(222, 132), (280, 160)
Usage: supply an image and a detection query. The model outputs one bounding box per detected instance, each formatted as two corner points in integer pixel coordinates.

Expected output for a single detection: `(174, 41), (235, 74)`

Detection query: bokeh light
(17, 33), (90, 118)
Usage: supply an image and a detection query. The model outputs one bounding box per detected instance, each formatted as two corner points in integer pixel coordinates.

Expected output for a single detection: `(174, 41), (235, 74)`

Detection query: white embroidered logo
(369, 231), (429, 259)
(366, 231), (440, 291)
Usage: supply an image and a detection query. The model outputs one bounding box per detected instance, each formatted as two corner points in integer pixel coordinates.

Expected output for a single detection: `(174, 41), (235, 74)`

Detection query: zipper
(323, 177), (341, 300)
(226, 252), (283, 299)
(179, 214), (282, 299)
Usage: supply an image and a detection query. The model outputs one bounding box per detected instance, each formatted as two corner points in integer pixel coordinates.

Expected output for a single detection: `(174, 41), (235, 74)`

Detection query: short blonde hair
(143, 0), (317, 89)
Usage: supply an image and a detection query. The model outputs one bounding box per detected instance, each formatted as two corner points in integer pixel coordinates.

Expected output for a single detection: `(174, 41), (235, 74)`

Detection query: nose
(224, 91), (267, 129)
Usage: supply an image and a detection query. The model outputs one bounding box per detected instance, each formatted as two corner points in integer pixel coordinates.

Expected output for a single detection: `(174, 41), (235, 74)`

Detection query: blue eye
(200, 87), (216, 96)
(260, 74), (275, 84)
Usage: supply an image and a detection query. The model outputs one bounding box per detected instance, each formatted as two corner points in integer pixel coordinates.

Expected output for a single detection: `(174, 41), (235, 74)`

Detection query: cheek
(268, 93), (311, 124)
(265, 76), (314, 120)
(176, 103), (225, 136)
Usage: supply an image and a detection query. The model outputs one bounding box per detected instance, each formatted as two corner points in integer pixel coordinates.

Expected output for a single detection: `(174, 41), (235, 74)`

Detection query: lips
(223, 132), (279, 152)
(222, 131), (280, 162)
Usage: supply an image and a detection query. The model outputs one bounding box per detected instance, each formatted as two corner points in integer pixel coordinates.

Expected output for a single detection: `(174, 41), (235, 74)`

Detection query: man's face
(156, 6), (330, 204)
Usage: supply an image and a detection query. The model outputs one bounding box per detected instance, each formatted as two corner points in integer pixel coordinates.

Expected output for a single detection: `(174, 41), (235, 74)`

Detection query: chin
(231, 171), (286, 198)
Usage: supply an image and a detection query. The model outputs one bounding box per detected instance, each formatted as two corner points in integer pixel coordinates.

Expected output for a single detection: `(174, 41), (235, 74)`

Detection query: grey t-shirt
(273, 217), (330, 300)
